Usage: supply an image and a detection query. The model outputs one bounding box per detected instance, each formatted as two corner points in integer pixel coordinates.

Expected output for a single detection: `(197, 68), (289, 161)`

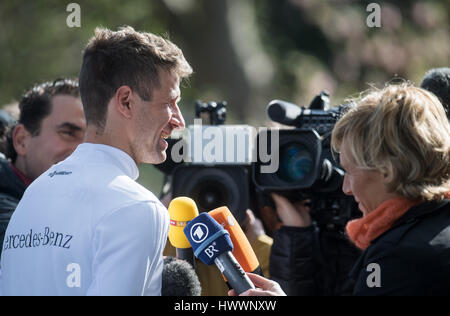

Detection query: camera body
(156, 95), (360, 230)
(157, 101), (255, 224)
(253, 92), (360, 229)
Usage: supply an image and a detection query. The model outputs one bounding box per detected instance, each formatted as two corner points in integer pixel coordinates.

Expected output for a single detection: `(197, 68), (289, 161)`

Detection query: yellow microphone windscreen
(168, 197), (199, 248)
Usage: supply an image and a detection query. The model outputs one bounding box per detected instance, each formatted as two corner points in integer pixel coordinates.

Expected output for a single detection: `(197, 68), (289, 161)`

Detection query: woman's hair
(331, 82), (450, 201)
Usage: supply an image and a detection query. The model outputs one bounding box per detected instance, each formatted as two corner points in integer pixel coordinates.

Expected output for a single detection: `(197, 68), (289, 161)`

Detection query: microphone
(420, 67), (450, 111)
(267, 99), (334, 128)
(162, 256), (202, 296)
(184, 213), (255, 295)
(267, 99), (302, 126)
(168, 197), (199, 268)
(209, 206), (263, 276)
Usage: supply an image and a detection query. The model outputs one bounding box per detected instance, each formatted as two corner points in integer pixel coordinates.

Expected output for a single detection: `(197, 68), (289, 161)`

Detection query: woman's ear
(382, 167), (395, 185)
(12, 124), (30, 156)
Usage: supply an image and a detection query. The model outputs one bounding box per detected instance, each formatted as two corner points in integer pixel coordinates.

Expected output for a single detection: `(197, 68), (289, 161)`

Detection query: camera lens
(278, 143), (313, 183)
(179, 167), (244, 220)
(173, 166), (249, 224)
(192, 180), (229, 212)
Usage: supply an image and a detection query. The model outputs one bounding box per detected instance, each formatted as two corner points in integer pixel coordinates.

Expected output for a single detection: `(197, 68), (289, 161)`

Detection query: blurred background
(0, 0), (448, 194)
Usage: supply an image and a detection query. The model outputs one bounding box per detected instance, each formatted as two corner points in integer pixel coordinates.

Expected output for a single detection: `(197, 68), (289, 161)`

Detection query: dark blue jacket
(0, 158), (26, 256)
(350, 199), (450, 295)
(270, 224), (360, 295)
(270, 199), (450, 296)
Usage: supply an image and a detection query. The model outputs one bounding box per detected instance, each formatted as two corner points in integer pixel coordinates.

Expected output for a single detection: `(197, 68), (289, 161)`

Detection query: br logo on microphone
(205, 242), (219, 259)
(190, 223), (209, 243)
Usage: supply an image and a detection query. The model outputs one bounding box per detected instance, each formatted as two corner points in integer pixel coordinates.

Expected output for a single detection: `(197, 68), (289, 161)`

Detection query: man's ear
(115, 86), (133, 119)
(13, 124), (30, 156)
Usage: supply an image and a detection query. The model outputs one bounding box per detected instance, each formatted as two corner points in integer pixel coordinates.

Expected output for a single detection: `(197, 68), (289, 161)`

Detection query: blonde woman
(231, 83), (450, 296)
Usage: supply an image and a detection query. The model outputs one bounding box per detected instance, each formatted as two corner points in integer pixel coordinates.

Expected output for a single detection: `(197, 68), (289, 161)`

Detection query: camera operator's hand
(271, 193), (312, 227)
(228, 273), (286, 296)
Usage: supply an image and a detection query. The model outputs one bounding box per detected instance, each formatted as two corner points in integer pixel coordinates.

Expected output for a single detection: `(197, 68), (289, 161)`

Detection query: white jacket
(1, 143), (169, 295)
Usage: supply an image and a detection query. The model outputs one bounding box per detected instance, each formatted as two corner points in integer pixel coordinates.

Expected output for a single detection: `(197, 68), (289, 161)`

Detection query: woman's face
(339, 138), (398, 216)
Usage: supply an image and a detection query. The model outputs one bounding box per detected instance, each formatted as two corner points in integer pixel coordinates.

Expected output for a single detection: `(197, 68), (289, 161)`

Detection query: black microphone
(420, 67), (450, 115)
(267, 99), (342, 131)
(161, 256), (202, 296)
(267, 99), (302, 126)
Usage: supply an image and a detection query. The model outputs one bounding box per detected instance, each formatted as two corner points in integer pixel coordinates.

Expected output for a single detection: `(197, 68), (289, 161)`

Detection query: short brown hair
(331, 82), (450, 201)
(79, 26), (193, 129)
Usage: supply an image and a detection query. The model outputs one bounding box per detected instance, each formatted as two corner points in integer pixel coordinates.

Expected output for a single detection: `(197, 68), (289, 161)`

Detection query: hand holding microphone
(184, 213), (255, 295)
(228, 273), (286, 296)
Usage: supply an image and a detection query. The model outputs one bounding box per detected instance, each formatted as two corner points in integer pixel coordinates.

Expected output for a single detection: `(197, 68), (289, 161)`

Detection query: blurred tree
(0, 0), (448, 195)
(254, 0), (450, 107)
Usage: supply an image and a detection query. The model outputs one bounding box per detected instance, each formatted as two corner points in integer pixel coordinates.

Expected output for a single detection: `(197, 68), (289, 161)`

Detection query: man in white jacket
(1, 26), (193, 295)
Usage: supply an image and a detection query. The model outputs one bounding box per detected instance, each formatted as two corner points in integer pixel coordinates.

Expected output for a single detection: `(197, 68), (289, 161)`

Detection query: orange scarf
(346, 197), (420, 250)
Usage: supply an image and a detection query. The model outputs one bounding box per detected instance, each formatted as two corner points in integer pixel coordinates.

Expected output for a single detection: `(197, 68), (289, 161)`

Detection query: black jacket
(270, 224), (360, 296)
(0, 158), (26, 256)
(350, 199), (450, 296)
(270, 199), (450, 296)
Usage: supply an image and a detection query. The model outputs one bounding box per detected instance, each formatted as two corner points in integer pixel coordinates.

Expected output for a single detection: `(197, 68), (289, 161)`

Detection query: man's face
(132, 70), (185, 164)
(23, 95), (86, 180)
